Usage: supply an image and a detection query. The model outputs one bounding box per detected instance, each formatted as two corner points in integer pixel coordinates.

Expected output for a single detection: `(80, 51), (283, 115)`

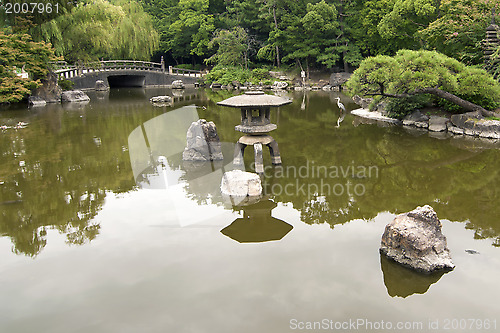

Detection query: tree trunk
(306, 57), (309, 80)
(272, 4), (280, 68)
(339, 0), (348, 73)
(378, 87), (498, 117)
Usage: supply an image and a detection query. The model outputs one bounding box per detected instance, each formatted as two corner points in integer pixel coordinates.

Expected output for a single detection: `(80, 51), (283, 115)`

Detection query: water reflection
(380, 255), (445, 298)
(0, 89), (198, 256)
(127, 104), (239, 227)
(221, 199), (293, 243)
(1, 89), (500, 257)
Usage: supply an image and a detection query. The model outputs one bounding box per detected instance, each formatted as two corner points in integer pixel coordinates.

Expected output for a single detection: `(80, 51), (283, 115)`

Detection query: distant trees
(206, 26), (249, 68)
(137, 0), (499, 71)
(31, 0), (159, 62)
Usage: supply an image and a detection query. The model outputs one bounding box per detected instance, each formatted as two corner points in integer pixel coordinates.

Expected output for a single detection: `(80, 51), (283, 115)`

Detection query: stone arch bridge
(52, 60), (203, 90)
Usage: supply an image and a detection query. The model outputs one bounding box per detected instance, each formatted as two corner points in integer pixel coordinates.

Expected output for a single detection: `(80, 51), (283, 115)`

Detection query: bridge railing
(50, 60), (203, 80)
(169, 67), (204, 78)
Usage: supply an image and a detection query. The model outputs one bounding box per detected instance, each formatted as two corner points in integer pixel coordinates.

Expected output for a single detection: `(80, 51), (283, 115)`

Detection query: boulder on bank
(61, 90), (90, 103)
(182, 119), (223, 161)
(352, 95), (373, 109)
(402, 111), (429, 128)
(450, 111), (500, 139)
(329, 72), (351, 88)
(33, 72), (62, 103)
(380, 205), (455, 274)
(28, 96), (46, 107)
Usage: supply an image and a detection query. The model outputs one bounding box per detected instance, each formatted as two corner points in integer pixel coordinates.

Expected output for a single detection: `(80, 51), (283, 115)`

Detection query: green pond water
(0, 88), (499, 332)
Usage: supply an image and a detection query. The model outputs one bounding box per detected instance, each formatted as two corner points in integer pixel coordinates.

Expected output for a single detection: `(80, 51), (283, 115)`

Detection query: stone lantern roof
(217, 91), (291, 108)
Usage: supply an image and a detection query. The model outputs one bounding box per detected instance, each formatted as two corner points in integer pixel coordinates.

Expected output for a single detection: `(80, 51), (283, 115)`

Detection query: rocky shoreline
(351, 95), (500, 141)
(208, 72), (352, 92)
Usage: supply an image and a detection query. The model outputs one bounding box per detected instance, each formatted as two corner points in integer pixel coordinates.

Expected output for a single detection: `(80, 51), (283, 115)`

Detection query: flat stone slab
(351, 108), (402, 125)
(428, 116), (449, 132)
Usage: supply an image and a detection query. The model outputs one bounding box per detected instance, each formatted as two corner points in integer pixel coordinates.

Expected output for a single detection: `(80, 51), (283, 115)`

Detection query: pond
(0, 88), (499, 333)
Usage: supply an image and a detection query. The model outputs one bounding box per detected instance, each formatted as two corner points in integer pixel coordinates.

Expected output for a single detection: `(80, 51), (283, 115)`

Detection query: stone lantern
(220, 199), (293, 243)
(217, 91), (291, 173)
(485, 8), (499, 70)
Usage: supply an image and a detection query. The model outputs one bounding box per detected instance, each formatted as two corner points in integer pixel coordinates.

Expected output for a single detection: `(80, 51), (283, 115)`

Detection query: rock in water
(380, 205), (455, 273)
(220, 170), (262, 197)
(61, 90), (90, 103)
(182, 119), (223, 161)
(171, 80), (185, 89)
(95, 80), (109, 91)
(150, 95), (172, 104)
(28, 96), (47, 107)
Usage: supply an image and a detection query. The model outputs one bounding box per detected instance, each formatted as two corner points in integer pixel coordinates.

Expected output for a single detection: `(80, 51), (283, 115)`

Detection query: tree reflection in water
(2, 89), (500, 257)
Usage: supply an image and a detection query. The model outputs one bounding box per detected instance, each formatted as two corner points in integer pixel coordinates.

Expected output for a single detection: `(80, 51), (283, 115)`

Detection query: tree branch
(365, 87), (499, 117)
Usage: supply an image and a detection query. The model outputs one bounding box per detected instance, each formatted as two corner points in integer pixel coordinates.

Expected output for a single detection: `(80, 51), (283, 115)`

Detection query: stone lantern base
(234, 135), (281, 173)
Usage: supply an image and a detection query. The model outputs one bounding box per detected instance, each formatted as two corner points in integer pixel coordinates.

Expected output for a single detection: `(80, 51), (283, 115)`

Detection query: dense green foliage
(0, 31), (57, 103)
(346, 50), (500, 118)
(204, 65), (277, 85)
(386, 95), (432, 119)
(137, 0), (499, 69)
(206, 26), (249, 67)
(2, 0), (498, 69)
(1, 0), (77, 32)
(30, 0), (159, 61)
(418, 0), (499, 64)
(1, 0), (499, 104)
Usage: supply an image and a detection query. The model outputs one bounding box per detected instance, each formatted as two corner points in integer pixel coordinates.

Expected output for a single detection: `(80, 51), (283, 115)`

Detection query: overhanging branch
(365, 87), (499, 117)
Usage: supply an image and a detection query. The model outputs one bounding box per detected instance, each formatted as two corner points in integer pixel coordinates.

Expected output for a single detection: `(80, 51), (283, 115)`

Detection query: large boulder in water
(182, 119), (223, 161)
(171, 80), (185, 89)
(61, 90), (90, 103)
(95, 80), (109, 91)
(380, 205), (455, 274)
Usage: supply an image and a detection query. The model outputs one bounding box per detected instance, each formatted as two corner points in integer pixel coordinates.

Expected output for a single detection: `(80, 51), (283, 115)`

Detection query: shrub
(386, 94), (432, 119)
(205, 66), (249, 85)
(58, 79), (74, 91)
(251, 68), (270, 82)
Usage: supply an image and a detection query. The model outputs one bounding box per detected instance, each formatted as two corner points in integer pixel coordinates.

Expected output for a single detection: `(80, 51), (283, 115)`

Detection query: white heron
(335, 97), (346, 127)
(335, 97), (346, 112)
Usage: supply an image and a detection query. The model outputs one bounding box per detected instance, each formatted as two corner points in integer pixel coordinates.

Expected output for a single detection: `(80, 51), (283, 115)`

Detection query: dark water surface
(1, 88), (499, 332)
